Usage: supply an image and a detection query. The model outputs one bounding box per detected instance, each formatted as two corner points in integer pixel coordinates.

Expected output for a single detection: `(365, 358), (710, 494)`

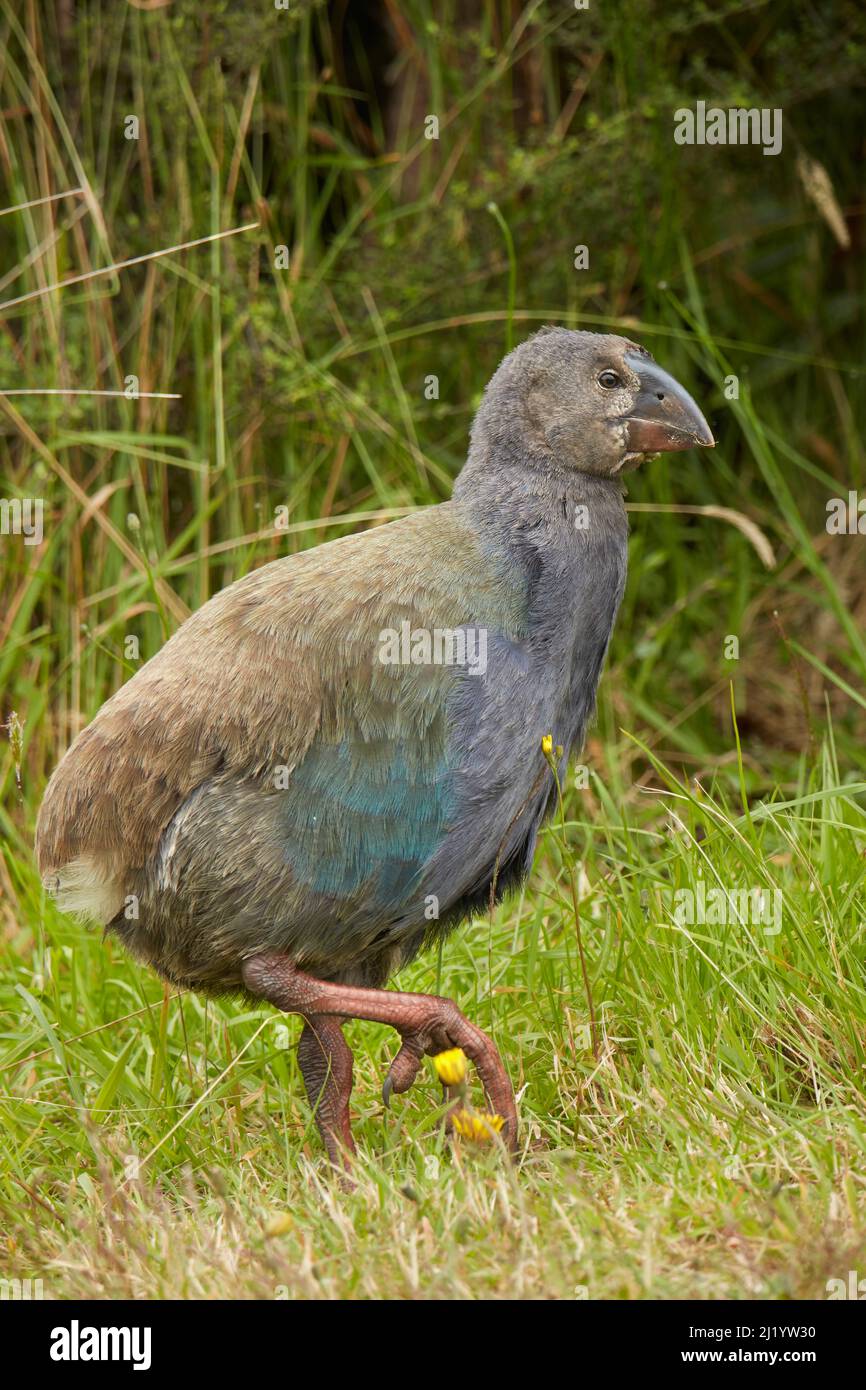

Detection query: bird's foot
(380, 1000), (518, 1154)
(241, 955), (518, 1158)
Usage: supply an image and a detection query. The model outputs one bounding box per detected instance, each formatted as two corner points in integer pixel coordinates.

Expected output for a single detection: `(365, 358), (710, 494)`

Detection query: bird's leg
(296, 1014), (355, 1172)
(242, 955), (518, 1152)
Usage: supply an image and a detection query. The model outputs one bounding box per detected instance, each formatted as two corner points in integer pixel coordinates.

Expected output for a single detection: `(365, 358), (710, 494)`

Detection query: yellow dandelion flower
(451, 1109), (505, 1142)
(541, 733), (553, 755)
(264, 1212), (294, 1237)
(433, 1047), (468, 1086)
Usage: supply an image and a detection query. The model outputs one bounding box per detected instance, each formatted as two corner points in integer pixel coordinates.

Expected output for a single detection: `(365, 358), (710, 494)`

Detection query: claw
(381, 1026), (517, 1152)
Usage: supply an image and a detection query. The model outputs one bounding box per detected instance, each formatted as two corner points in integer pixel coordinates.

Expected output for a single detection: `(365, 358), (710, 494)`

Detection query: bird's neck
(453, 460), (629, 597)
(454, 460), (630, 750)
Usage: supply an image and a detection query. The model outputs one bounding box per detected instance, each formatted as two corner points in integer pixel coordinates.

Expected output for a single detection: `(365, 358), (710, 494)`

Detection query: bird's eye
(598, 370), (621, 389)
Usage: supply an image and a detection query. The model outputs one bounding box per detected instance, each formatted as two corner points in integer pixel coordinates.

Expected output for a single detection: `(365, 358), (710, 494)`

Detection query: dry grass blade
(626, 502), (777, 569)
(0, 221), (260, 315)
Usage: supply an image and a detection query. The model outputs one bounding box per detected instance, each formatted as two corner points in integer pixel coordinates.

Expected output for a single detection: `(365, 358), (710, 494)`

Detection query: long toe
(448, 1020), (519, 1154)
(384, 1008), (519, 1154)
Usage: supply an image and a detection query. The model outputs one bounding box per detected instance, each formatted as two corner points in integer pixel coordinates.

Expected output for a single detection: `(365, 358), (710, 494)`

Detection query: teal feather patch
(280, 738), (455, 902)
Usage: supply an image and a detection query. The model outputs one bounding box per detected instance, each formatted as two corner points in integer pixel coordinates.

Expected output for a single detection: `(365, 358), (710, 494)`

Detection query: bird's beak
(620, 351), (715, 456)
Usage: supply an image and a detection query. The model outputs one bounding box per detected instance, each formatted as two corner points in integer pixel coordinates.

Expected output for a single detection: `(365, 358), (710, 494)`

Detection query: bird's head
(465, 327), (714, 480)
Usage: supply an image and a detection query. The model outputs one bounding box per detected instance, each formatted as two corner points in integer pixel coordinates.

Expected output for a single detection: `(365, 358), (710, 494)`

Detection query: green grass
(3, 740), (866, 1298)
(2, 0), (866, 1299)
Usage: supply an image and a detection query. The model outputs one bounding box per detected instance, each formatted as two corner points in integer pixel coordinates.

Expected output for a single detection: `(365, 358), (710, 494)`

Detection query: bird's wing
(36, 503), (528, 926)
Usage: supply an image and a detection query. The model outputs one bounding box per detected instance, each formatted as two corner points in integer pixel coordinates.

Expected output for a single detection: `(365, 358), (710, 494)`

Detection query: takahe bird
(36, 328), (713, 1165)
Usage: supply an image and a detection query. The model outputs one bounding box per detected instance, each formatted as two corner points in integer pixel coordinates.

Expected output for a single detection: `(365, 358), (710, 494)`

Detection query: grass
(3, 739), (866, 1298)
(2, 0), (866, 1299)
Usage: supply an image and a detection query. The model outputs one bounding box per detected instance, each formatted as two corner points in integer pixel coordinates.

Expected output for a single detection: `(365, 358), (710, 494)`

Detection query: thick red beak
(621, 351), (715, 453)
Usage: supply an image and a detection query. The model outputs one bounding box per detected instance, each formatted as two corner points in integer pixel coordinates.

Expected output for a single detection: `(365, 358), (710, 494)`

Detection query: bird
(36, 328), (713, 1168)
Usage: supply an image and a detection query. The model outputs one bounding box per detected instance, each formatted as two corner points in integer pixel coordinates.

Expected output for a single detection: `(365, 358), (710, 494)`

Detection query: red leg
(242, 954), (518, 1153)
(297, 1014), (355, 1172)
